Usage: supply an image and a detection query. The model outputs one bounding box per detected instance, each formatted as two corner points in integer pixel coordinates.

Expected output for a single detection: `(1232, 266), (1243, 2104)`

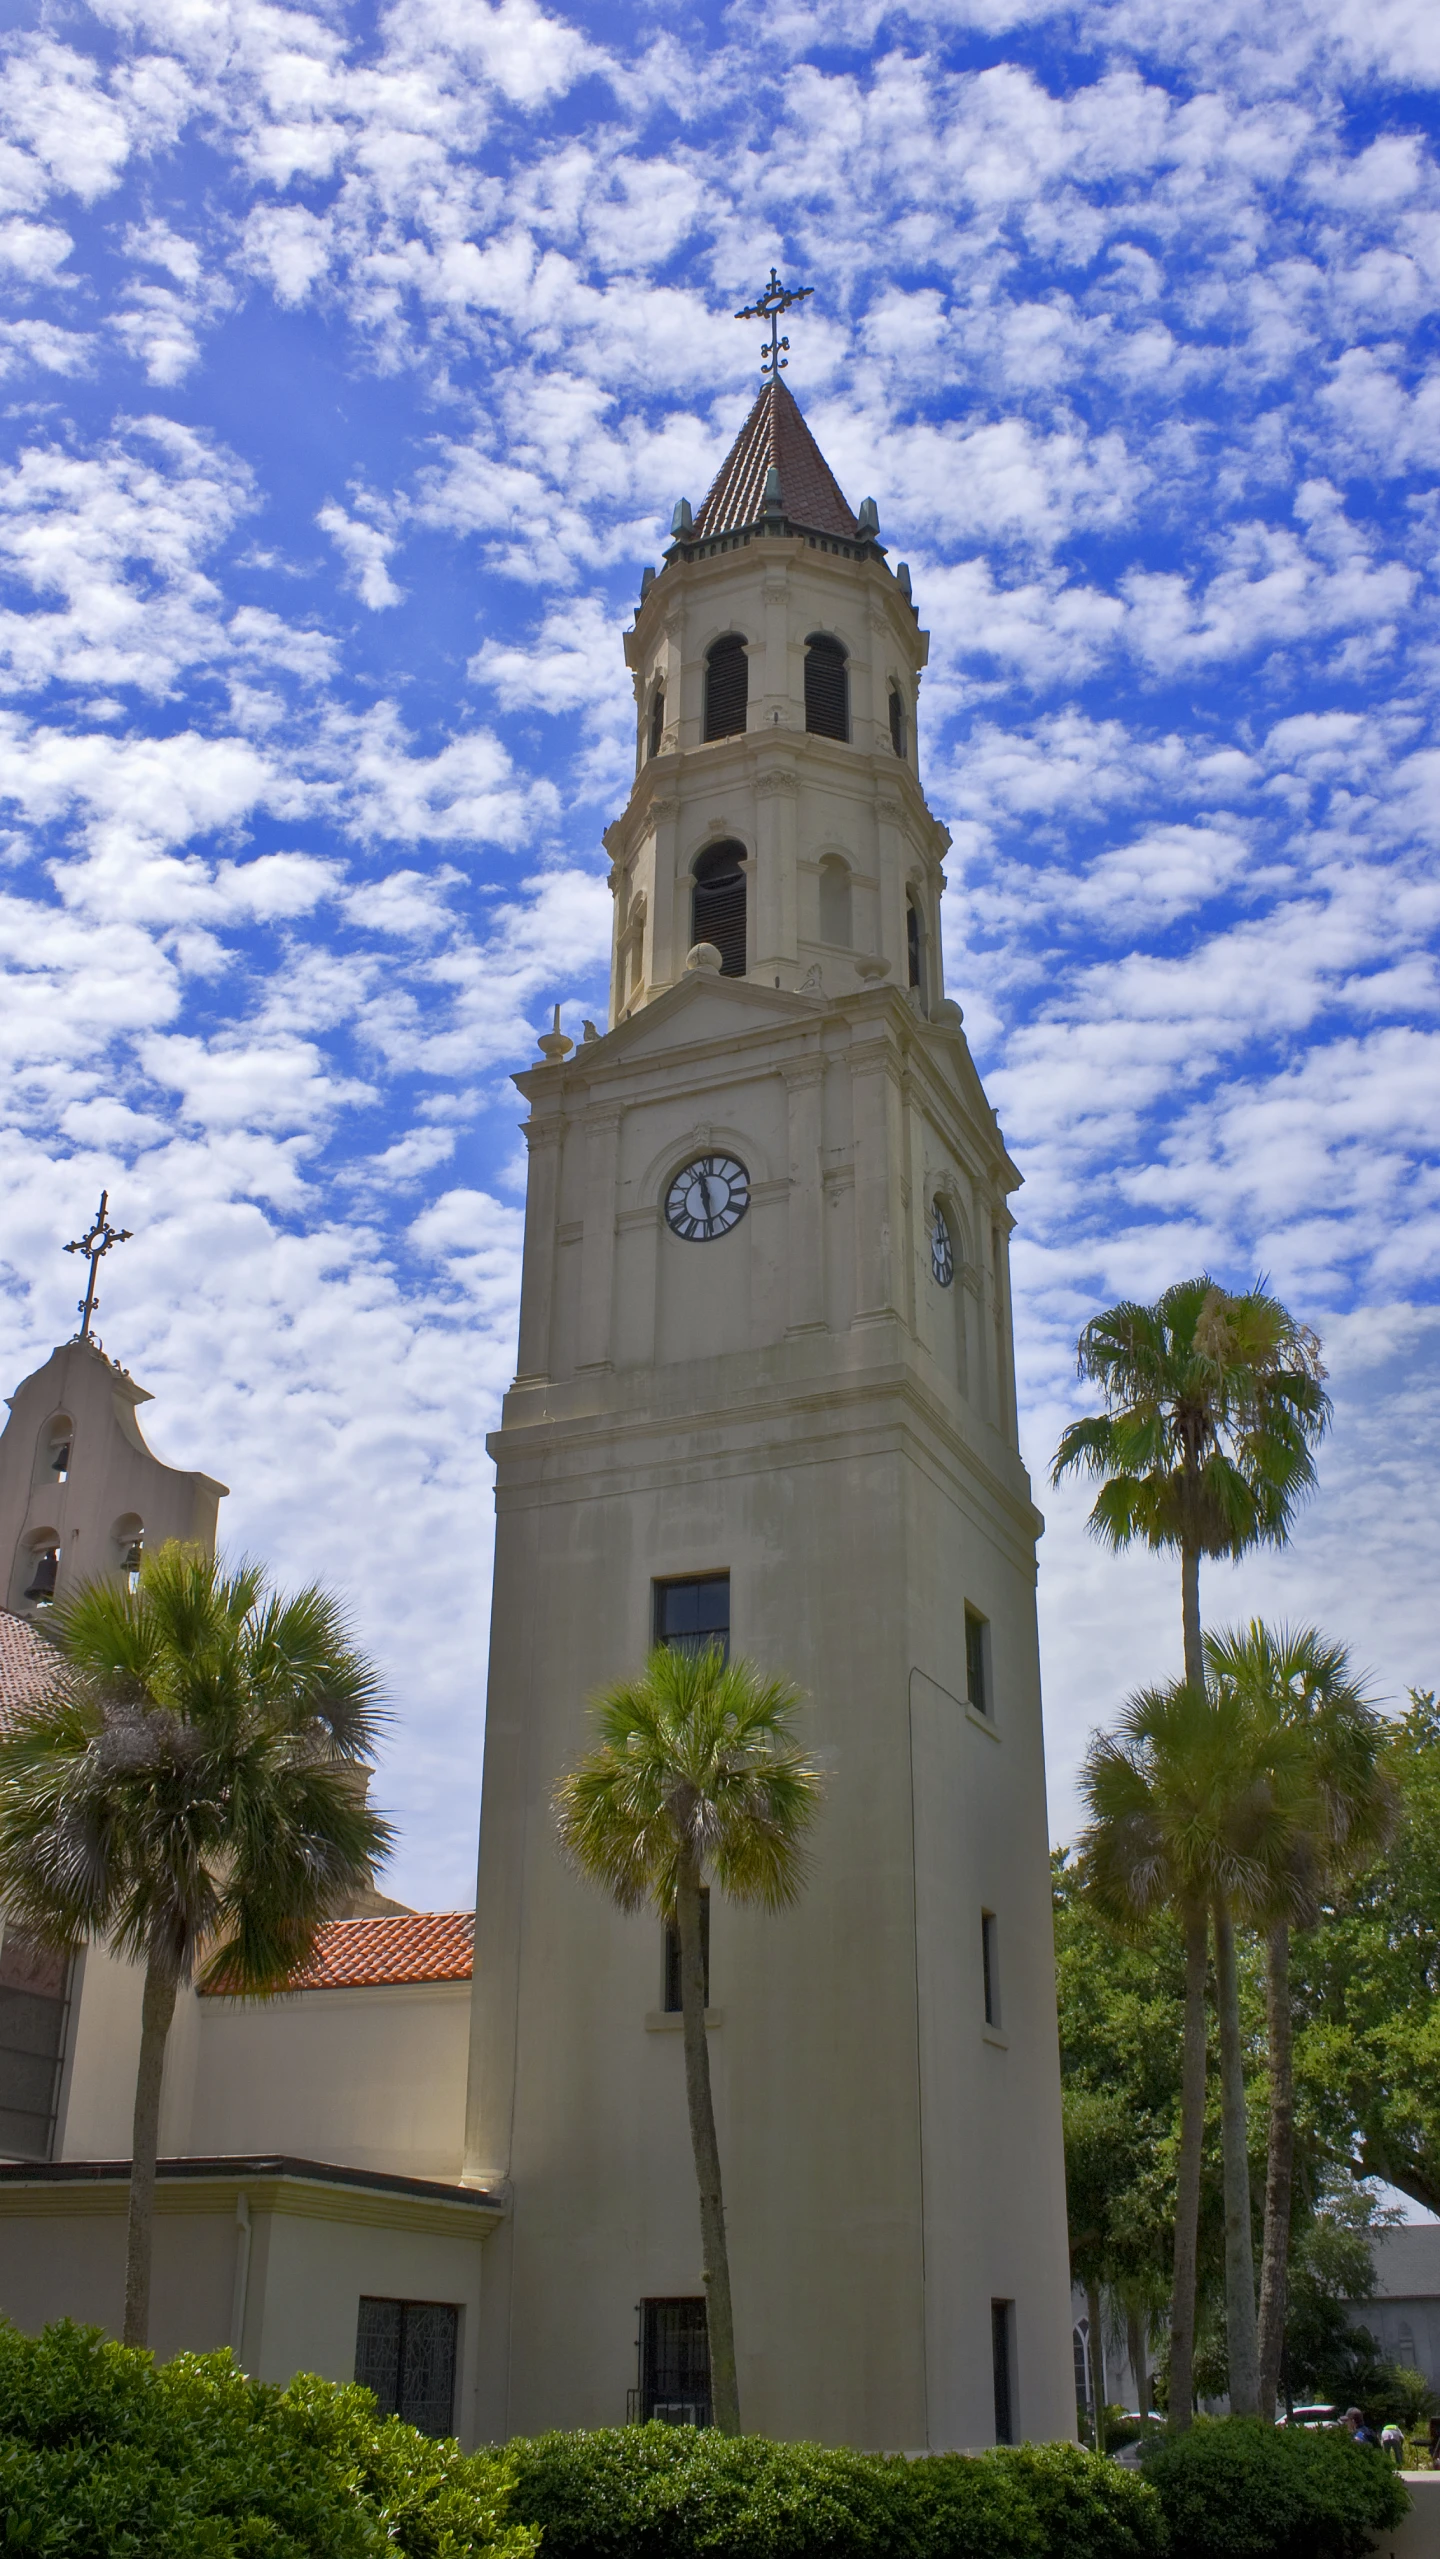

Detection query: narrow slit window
(703, 635), (748, 741)
(691, 844), (747, 976)
(804, 635), (849, 741)
(888, 685), (905, 757)
(663, 1888), (710, 2013)
(965, 1608), (989, 1716)
(992, 2300), (1015, 2444)
(648, 684), (665, 760)
(981, 1911), (1000, 2028)
(818, 856), (851, 947)
(906, 896), (924, 994)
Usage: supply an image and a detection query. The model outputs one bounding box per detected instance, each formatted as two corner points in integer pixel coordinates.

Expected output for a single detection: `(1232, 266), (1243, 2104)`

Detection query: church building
(465, 364), (1074, 2448)
(0, 348), (1072, 2454)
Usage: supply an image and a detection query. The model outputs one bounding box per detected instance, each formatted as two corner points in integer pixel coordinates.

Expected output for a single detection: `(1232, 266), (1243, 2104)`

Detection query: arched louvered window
(703, 636), (748, 742)
(889, 685), (906, 758)
(692, 842), (747, 977)
(648, 684), (665, 760)
(805, 634), (849, 741)
(818, 855), (851, 946)
(907, 894), (924, 997)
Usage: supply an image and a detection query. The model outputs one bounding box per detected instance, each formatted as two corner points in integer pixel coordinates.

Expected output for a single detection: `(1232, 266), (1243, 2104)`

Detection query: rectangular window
(965, 1608), (990, 1717)
(981, 1911), (1000, 2029)
(663, 1890), (710, 2014)
(640, 2297), (710, 2426)
(0, 1930), (72, 2160)
(992, 2300), (1016, 2444)
(654, 1575), (730, 1662)
(355, 2298), (459, 2438)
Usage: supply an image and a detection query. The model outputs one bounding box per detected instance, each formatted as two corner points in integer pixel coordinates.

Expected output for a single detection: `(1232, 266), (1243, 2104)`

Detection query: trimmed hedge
(1139, 2416), (1410, 2559)
(504, 2425), (1166, 2559)
(0, 2319), (539, 2559)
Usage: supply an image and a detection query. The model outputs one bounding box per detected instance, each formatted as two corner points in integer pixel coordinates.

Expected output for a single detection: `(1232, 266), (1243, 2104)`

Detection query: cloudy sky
(1, 0), (1437, 1907)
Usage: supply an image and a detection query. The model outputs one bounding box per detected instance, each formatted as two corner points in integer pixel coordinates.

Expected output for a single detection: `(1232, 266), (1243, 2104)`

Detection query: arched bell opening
(703, 635), (748, 742)
(33, 1414), (73, 1491)
(113, 1512), (145, 1592)
(691, 843), (748, 977)
(818, 855), (852, 948)
(16, 1530), (61, 1611)
(804, 633), (849, 741)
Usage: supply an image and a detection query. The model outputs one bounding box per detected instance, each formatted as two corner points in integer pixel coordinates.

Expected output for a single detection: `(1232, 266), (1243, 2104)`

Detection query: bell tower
(465, 363), (1074, 2450)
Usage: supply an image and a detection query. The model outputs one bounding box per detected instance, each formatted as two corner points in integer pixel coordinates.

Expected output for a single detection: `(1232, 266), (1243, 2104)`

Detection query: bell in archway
(24, 1550), (58, 1602)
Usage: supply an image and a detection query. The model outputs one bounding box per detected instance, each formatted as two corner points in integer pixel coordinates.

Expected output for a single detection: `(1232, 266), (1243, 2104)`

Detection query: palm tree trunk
(1169, 1901), (1208, 2432)
(1213, 1895), (1260, 2417)
(1086, 2280), (1106, 2453)
(124, 1957), (178, 2348)
(1257, 1920), (1294, 2422)
(1128, 2297), (1150, 2421)
(1181, 1540), (1204, 1692)
(676, 1859), (739, 2433)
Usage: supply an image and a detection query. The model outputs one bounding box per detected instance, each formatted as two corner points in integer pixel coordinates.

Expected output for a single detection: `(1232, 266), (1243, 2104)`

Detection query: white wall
(191, 1983), (470, 2179)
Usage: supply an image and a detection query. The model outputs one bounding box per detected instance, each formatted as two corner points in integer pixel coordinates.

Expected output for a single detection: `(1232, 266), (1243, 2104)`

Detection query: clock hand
(698, 1172), (714, 1224)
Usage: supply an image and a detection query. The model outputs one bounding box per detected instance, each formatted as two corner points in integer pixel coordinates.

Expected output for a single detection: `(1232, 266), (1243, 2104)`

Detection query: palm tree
(1052, 1278), (1330, 1693)
(1205, 1622), (1395, 2420)
(1081, 1676), (1299, 2425)
(0, 1541), (389, 2348)
(554, 1643), (821, 2435)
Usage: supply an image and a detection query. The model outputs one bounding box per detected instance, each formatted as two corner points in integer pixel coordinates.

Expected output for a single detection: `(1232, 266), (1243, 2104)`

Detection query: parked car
(1277, 2403), (1342, 2428)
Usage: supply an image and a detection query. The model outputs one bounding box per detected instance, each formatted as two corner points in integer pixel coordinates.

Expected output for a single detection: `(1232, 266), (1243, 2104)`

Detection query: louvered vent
(805, 636), (849, 741)
(693, 843), (747, 976)
(704, 637), (748, 741)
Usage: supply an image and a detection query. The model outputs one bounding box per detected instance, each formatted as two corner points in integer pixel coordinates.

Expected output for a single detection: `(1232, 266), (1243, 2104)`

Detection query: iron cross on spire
(735, 265), (814, 377)
(65, 1189), (132, 1343)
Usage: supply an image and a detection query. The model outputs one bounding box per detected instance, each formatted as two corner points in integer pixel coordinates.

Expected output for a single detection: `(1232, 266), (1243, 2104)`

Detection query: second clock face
(665, 1153), (750, 1242)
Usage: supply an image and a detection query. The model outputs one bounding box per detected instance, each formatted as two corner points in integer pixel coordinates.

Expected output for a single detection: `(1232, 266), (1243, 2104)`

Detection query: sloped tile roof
(0, 1610), (55, 1726)
(203, 1910), (474, 1995)
(692, 378), (859, 541)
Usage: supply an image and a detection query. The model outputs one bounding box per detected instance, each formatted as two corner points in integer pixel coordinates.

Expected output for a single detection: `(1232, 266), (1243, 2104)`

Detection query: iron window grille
(638, 2297), (711, 2426)
(654, 1575), (730, 1662)
(355, 2298), (459, 2438)
(804, 635), (849, 740)
(691, 844), (747, 976)
(704, 636), (748, 740)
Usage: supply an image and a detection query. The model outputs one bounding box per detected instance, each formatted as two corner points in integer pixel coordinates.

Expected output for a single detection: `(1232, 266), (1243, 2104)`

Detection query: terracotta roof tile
(0, 1610), (55, 1727)
(692, 378), (859, 542)
(203, 1911), (474, 1996)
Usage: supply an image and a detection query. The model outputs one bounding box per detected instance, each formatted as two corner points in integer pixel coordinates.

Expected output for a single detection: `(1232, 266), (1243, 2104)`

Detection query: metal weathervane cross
(65, 1189), (132, 1343)
(735, 265), (814, 377)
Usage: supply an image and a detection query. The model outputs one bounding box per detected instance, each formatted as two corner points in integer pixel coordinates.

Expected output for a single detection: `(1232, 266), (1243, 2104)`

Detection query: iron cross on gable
(65, 1189), (132, 1343)
(735, 265), (814, 377)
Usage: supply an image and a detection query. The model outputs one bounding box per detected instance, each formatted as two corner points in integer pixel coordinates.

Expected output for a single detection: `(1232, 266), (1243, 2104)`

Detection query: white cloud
(317, 500), (404, 609)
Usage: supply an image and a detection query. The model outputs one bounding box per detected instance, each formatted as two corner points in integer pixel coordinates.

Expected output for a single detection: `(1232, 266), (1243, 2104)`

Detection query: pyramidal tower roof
(692, 376), (860, 542)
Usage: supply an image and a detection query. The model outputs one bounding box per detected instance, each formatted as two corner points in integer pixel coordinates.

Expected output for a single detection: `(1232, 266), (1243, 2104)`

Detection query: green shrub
(504, 2422), (1165, 2559)
(1139, 2414), (1409, 2559)
(0, 2318), (539, 2559)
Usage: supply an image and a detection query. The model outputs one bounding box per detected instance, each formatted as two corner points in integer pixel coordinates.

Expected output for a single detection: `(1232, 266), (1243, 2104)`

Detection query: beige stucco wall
(190, 1982), (470, 2180)
(0, 2172), (491, 2442)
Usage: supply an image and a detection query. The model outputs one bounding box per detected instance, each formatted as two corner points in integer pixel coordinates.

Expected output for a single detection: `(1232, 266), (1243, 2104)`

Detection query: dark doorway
(640, 2296), (711, 2425)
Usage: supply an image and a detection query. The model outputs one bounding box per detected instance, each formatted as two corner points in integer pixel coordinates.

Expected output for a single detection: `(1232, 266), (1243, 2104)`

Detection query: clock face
(930, 1203), (955, 1288)
(665, 1153), (750, 1242)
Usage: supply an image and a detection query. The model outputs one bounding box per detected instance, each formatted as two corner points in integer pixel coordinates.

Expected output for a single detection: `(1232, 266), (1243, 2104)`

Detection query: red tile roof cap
(691, 378), (859, 542)
(203, 1911), (474, 1995)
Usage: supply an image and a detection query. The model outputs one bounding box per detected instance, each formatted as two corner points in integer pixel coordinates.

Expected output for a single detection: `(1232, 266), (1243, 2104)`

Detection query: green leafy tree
(0, 1543), (389, 2348)
(1205, 1624), (1395, 2419)
(1052, 1278), (1330, 1694)
(553, 1644), (822, 2435)
(1081, 1678), (1301, 2423)
(1297, 1689), (1440, 2219)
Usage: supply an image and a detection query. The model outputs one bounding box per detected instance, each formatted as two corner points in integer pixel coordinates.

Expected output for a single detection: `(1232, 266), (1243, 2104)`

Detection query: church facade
(466, 377), (1074, 2448)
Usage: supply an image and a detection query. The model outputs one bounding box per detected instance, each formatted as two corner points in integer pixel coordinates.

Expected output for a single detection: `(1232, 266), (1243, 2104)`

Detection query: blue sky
(1, 0), (1438, 1907)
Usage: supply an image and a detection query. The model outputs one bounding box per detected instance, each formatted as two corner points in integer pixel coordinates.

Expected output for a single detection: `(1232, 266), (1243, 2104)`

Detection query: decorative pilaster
(850, 1017), (904, 1324)
(576, 1105), (623, 1372)
(755, 763), (799, 974)
(782, 1057), (826, 1334)
(514, 1113), (564, 1384)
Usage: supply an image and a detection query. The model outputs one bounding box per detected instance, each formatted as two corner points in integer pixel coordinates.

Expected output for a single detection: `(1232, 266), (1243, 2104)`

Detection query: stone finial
(857, 497), (879, 534)
(582, 1020), (601, 1043)
(854, 954), (891, 982)
(671, 498), (693, 537)
(537, 1004), (575, 1061)
(684, 942), (723, 974)
(762, 466), (783, 512)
